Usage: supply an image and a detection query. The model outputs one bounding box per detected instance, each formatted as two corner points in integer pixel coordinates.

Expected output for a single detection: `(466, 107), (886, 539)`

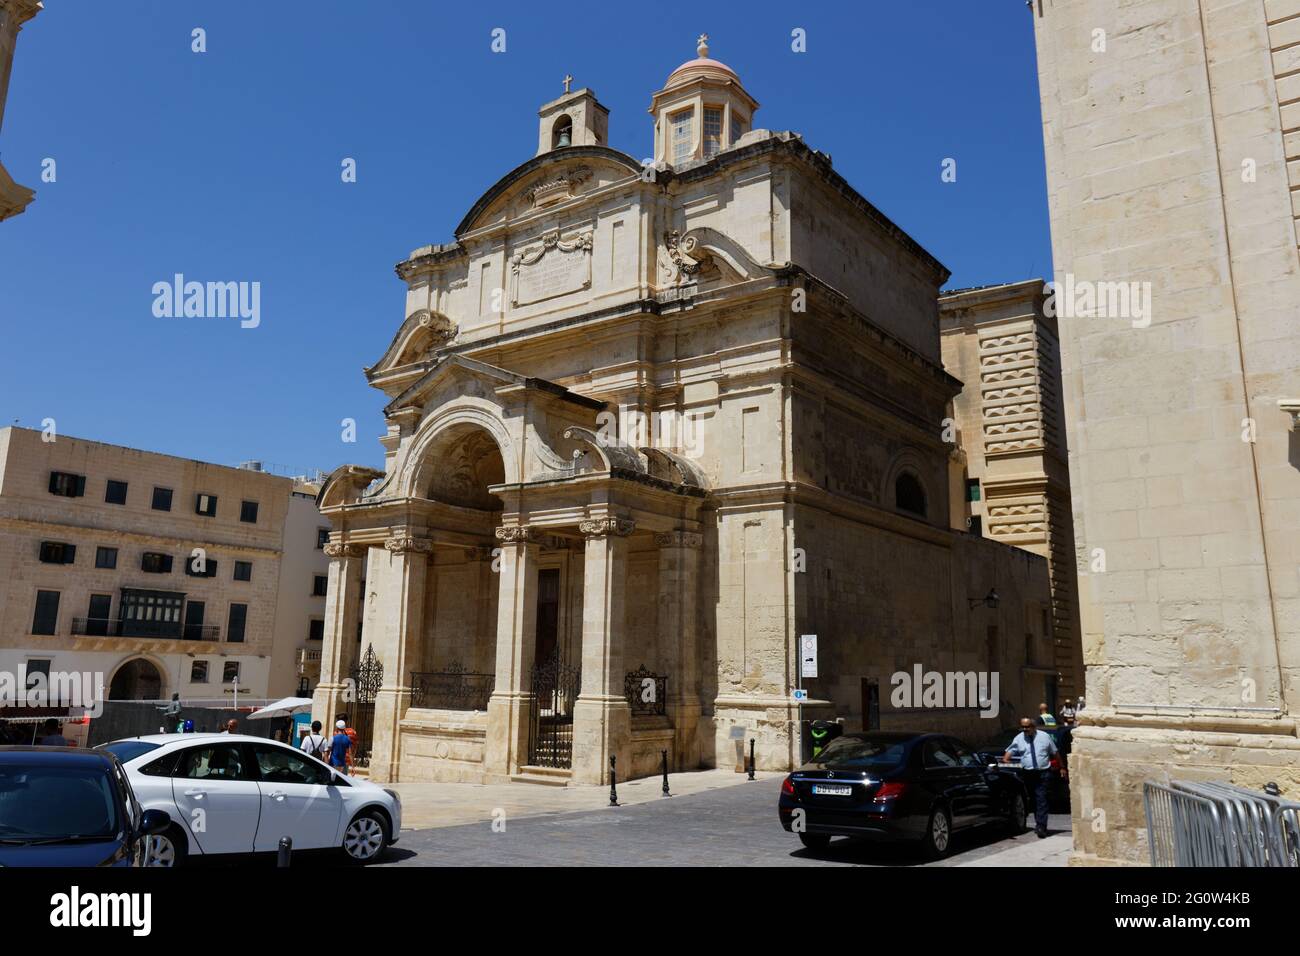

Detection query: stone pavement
(376, 774), (1072, 866)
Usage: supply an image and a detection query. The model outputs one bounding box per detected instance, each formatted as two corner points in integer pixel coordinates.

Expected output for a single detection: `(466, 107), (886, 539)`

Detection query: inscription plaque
(511, 230), (593, 305)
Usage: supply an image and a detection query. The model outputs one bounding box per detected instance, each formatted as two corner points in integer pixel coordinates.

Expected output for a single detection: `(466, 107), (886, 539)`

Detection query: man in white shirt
(299, 720), (329, 761)
(1003, 717), (1060, 838)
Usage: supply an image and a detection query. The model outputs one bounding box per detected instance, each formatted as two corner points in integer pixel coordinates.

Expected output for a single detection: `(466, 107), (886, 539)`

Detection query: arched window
(895, 472), (927, 517)
(552, 115), (573, 149)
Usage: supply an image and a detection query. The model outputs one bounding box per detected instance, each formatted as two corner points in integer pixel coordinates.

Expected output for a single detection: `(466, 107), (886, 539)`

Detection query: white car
(98, 733), (400, 866)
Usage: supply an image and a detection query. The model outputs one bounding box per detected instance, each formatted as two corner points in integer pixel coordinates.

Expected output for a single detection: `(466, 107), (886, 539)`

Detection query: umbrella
(246, 697), (313, 720)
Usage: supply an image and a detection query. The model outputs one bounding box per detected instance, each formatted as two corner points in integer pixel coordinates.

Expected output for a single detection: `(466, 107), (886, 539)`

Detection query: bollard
(748, 738), (756, 780)
(277, 836), (292, 867)
(661, 749), (671, 797)
(609, 755), (619, 806)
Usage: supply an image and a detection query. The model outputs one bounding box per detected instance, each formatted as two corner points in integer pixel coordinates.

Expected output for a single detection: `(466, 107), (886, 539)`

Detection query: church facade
(312, 39), (1063, 785)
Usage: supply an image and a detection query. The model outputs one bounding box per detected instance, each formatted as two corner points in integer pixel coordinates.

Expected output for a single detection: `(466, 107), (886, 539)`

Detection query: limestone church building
(312, 38), (1078, 785)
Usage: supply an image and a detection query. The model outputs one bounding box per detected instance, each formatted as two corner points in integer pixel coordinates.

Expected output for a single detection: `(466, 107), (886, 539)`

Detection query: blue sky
(0, 0), (1051, 475)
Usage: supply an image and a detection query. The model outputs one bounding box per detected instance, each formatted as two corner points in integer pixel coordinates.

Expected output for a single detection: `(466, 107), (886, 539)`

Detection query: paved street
(375, 777), (1072, 867)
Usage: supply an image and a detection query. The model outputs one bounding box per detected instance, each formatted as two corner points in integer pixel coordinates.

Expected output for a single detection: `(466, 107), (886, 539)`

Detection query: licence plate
(811, 783), (853, 796)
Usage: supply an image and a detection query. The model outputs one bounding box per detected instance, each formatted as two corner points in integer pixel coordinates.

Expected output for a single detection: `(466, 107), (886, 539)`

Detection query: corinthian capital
(323, 542), (366, 559)
(580, 516), (636, 538)
(494, 525), (540, 545)
(654, 530), (702, 549)
(384, 535), (433, 555)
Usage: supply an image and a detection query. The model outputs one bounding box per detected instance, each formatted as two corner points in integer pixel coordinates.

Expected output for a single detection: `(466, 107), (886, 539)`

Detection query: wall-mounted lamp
(968, 588), (1000, 611)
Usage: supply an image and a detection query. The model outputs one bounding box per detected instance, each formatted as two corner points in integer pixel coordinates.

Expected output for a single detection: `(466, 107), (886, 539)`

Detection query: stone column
(483, 526), (540, 782)
(572, 517), (635, 785)
(311, 543), (366, 734)
(368, 533), (432, 783)
(657, 530), (703, 770)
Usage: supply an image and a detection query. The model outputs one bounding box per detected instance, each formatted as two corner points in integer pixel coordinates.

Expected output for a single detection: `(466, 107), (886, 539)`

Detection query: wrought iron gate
(348, 644), (382, 768)
(527, 651), (580, 769)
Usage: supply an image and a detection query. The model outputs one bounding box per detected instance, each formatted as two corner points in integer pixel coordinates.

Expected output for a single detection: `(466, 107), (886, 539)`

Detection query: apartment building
(0, 427), (328, 705)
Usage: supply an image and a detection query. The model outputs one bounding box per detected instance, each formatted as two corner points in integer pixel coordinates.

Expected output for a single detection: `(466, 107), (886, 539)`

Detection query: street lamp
(968, 588), (1000, 611)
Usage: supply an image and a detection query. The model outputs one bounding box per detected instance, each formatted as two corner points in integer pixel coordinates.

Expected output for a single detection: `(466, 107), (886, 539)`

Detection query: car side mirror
(139, 808), (171, 837)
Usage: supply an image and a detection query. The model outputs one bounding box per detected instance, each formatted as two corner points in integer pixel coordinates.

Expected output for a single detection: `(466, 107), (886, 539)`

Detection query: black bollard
(748, 738), (756, 780)
(661, 749), (671, 797)
(277, 836), (292, 867)
(609, 755), (619, 806)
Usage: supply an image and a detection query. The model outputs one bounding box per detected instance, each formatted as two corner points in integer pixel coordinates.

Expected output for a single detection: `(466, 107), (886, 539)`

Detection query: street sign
(791, 688), (809, 702)
(800, 634), (818, 679)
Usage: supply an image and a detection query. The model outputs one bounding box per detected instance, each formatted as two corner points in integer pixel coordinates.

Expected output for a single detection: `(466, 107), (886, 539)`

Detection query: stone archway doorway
(109, 658), (163, 700)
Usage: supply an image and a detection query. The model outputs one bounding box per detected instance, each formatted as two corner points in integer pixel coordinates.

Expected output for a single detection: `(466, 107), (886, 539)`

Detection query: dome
(665, 35), (740, 88)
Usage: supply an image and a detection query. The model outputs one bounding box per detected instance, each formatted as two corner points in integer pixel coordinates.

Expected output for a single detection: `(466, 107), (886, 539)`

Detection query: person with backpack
(300, 720), (329, 762)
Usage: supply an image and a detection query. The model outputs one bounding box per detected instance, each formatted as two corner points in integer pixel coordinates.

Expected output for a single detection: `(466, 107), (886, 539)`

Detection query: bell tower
(537, 76), (609, 156)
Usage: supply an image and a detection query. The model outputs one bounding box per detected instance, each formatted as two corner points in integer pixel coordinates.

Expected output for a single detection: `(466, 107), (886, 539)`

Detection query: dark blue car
(0, 746), (171, 867)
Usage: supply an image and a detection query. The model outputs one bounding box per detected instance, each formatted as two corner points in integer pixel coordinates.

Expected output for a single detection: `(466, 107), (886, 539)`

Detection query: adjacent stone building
(314, 38), (1066, 786)
(941, 280), (1083, 708)
(1032, 0), (1300, 863)
(0, 427), (329, 707)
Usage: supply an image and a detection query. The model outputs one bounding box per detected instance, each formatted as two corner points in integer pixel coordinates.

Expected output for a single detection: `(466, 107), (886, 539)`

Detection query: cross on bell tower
(563, 74), (573, 94)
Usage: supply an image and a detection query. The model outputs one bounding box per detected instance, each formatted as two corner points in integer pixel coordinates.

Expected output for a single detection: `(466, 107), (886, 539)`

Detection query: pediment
(455, 146), (643, 237)
(383, 354), (603, 418)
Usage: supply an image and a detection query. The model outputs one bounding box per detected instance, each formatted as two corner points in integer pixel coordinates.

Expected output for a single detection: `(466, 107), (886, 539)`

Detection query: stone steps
(510, 765), (572, 787)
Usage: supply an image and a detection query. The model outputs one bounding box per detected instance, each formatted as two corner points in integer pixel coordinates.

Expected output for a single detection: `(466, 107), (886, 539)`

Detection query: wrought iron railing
(624, 664), (668, 717)
(71, 617), (218, 640)
(410, 663), (495, 711)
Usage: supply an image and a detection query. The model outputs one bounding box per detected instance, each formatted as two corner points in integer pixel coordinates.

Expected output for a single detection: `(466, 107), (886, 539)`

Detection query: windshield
(0, 764), (120, 843)
(97, 740), (162, 764)
(811, 736), (910, 772)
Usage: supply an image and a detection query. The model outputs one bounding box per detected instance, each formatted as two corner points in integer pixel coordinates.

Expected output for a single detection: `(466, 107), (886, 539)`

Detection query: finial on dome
(696, 33), (709, 58)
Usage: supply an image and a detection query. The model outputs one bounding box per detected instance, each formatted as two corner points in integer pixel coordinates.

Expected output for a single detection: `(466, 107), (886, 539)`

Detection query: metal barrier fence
(1144, 779), (1300, 867)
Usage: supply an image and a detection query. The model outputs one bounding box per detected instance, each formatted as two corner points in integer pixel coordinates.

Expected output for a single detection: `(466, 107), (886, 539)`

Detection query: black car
(777, 732), (1030, 857)
(973, 725), (1071, 809)
(0, 746), (171, 866)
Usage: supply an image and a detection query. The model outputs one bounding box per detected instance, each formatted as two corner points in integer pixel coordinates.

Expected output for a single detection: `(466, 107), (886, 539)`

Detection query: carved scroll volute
(323, 542), (367, 559)
(579, 517), (636, 539)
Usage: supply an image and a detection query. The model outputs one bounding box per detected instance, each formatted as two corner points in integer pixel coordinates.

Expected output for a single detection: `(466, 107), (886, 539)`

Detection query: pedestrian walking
(1036, 702), (1058, 727)
(300, 720), (329, 761)
(220, 718), (239, 735)
(37, 718), (69, 746)
(1003, 717), (1059, 838)
(329, 719), (352, 775)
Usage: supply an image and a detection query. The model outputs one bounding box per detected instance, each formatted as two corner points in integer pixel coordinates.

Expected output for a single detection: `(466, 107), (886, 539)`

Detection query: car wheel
(341, 810), (388, 864)
(798, 832), (831, 851)
(145, 825), (187, 868)
(923, 806), (953, 858)
(1007, 793), (1028, 834)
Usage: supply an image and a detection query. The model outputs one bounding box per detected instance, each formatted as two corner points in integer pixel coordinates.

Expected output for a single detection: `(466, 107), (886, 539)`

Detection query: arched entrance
(109, 658), (163, 700)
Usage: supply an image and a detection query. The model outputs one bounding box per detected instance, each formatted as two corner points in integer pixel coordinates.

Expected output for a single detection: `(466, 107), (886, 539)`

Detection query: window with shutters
(152, 487), (173, 511)
(49, 472), (85, 498)
(309, 618), (324, 641)
(195, 493), (218, 517)
(240, 500), (258, 523)
(105, 480), (128, 505)
(223, 661), (241, 683)
(185, 556), (218, 578)
(233, 561), (252, 582)
(316, 528), (329, 549)
(32, 591), (60, 635)
(312, 574), (328, 597)
(227, 603), (248, 643)
(95, 546), (118, 569)
(142, 552), (173, 574)
(39, 541), (76, 565)
(190, 660), (209, 683)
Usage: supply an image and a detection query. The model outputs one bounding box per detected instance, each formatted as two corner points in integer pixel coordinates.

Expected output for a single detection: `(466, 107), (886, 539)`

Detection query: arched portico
(313, 362), (709, 785)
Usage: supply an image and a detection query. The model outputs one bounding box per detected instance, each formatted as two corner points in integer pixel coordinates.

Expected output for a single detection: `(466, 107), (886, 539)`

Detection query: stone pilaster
(572, 517), (635, 785)
(483, 525), (541, 781)
(311, 543), (366, 737)
(368, 533), (432, 782)
(656, 530), (703, 770)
